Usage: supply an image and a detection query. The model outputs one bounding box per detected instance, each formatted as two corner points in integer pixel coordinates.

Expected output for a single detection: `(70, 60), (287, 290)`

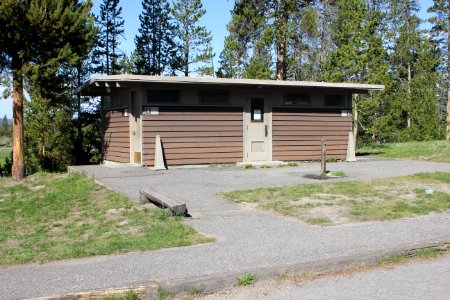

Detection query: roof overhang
(78, 75), (385, 96)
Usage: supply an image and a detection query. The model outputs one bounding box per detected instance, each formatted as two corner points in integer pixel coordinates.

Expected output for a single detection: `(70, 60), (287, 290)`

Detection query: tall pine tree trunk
(447, 0), (450, 139)
(76, 64), (83, 164)
(12, 66), (25, 181)
(407, 63), (411, 128)
(276, 40), (286, 80)
(353, 97), (358, 147)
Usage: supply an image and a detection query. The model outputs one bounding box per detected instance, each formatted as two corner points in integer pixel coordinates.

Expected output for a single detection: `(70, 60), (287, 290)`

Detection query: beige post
(321, 139), (327, 174)
(154, 135), (167, 170)
(346, 131), (357, 162)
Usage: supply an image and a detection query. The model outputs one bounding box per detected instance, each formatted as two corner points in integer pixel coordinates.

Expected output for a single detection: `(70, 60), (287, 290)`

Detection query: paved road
(201, 254), (450, 300)
(0, 158), (450, 299)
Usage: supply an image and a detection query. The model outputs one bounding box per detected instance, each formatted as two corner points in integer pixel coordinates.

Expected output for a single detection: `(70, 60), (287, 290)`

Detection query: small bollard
(321, 139), (327, 175)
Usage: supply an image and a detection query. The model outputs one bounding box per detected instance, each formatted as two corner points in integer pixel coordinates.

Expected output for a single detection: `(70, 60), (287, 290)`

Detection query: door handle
(265, 125), (268, 137)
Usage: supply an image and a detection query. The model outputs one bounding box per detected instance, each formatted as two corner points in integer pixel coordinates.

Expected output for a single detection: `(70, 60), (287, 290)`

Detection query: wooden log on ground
(139, 189), (187, 215)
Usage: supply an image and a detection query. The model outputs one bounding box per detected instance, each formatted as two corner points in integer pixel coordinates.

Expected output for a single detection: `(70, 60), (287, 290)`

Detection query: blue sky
(0, 0), (436, 118)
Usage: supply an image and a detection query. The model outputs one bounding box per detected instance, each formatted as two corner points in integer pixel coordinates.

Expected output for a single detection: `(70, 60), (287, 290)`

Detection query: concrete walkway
(1, 158), (450, 299)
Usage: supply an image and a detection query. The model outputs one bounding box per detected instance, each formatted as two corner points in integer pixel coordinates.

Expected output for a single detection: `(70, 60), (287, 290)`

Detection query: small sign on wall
(150, 107), (159, 115)
(341, 110), (351, 117)
(145, 107), (159, 115)
(253, 109), (262, 121)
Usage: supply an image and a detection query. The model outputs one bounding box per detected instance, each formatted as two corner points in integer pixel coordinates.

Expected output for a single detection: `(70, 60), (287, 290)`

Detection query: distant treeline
(0, 115), (11, 137)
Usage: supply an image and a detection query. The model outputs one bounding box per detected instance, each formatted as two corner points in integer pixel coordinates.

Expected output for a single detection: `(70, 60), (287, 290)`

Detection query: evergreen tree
(24, 91), (74, 173)
(0, 0), (96, 181)
(120, 52), (138, 74)
(243, 44), (273, 79)
(64, 56), (102, 165)
(134, 0), (178, 75)
(356, 0), (391, 144)
(172, 0), (213, 76)
(0, 115), (11, 137)
(428, 0), (450, 138)
(93, 0), (125, 75)
(217, 34), (244, 78)
(387, 0), (422, 137)
(217, 0), (266, 78)
(321, 0), (366, 83)
(262, 0), (310, 80)
(286, 3), (321, 81)
(408, 40), (442, 140)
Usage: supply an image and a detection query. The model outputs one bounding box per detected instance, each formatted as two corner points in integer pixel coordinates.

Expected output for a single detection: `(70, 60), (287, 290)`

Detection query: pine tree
(0, 115), (10, 137)
(321, 0), (366, 83)
(387, 0), (422, 137)
(243, 43), (273, 79)
(93, 0), (125, 75)
(408, 39), (442, 140)
(217, 34), (244, 78)
(172, 0), (213, 76)
(355, 0), (391, 144)
(428, 0), (450, 138)
(64, 54), (102, 165)
(285, 4), (320, 81)
(134, 0), (178, 75)
(221, 0), (313, 81)
(217, 0), (266, 78)
(0, 0), (96, 181)
(24, 90), (74, 172)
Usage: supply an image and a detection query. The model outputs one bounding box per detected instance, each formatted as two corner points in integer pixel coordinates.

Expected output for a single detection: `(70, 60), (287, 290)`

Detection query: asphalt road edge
(29, 238), (449, 299)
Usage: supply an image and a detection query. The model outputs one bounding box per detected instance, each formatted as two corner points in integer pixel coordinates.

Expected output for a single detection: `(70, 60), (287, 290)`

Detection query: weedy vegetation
(236, 272), (256, 286)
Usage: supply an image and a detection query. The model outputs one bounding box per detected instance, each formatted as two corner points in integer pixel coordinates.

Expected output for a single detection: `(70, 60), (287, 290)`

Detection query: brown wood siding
(142, 106), (243, 166)
(272, 108), (352, 161)
(102, 110), (130, 163)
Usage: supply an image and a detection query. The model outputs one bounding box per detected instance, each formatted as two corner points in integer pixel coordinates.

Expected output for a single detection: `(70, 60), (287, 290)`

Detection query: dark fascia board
(78, 75), (385, 96)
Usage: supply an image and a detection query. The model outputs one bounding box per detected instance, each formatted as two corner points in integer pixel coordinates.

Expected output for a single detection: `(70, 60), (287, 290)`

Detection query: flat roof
(79, 75), (384, 95)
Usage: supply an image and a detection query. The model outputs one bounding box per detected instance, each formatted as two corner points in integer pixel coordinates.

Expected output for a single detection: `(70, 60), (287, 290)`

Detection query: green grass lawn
(357, 140), (450, 162)
(222, 172), (450, 226)
(0, 172), (213, 265)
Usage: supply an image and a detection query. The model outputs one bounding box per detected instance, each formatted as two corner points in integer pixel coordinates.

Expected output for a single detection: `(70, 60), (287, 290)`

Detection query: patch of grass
(307, 217), (332, 226)
(186, 287), (204, 297)
(277, 270), (317, 282)
(278, 163), (288, 168)
(287, 161), (298, 167)
(379, 253), (410, 265)
(260, 164), (271, 169)
(222, 172), (450, 226)
(236, 272), (256, 286)
(0, 172), (213, 266)
(326, 157), (339, 163)
(243, 163), (253, 169)
(327, 171), (346, 177)
(358, 140), (450, 162)
(416, 248), (444, 259)
(100, 290), (138, 300)
(156, 287), (175, 300)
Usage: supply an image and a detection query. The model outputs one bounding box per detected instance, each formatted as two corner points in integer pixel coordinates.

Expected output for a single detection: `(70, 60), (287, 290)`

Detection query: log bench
(139, 189), (188, 216)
